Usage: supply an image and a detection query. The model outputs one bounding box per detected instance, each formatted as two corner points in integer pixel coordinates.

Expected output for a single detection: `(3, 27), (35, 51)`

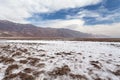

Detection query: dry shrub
(94, 78), (102, 80)
(33, 70), (45, 77)
(56, 52), (72, 56)
(9, 50), (15, 53)
(83, 57), (85, 59)
(18, 72), (35, 80)
(19, 60), (28, 64)
(48, 65), (71, 76)
(27, 57), (40, 60)
(90, 61), (101, 69)
(89, 56), (92, 58)
(69, 73), (87, 80)
(3, 73), (18, 80)
(112, 69), (120, 76)
(12, 51), (22, 57)
(23, 68), (33, 73)
(49, 57), (55, 59)
(0, 57), (15, 64)
(40, 54), (46, 57)
(1, 45), (10, 49)
(18, 48), (28, 52)
(27, 57), (40, 66)
(87, 68), (93, 75)
(3, 72), (35, 80)
(36, 63), (45, 68)
(56, 52), (61, 55)
(109, 54), (112, 56)
(38, 49), (46, 52)
(110, 44), (120, 48)
(5, 64), (19, 75)
(78, 53), (82, 55)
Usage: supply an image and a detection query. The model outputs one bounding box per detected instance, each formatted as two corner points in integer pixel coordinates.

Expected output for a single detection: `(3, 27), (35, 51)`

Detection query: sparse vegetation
(5, 64), (19, 75)
(12, 51), (22, 57)
(0, 57), (15, 64)
(19, 60), (28, 64)
(48, 65), (71, 76)
(0, 41), (119, 80)
(69, 73), (87, 80)
(27, 57), (40, 66)
(90, 61), (102, 69)
(19, 72), (35, 80)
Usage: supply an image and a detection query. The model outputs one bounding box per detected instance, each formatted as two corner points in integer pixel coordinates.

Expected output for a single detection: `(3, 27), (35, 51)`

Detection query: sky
(0, 0), (120, 37)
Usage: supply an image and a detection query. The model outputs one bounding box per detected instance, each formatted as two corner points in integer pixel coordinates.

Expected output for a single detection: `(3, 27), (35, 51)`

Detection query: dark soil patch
(5, 64), (19, 75)
(48, 65), (71, 76)
(69, 73), (87, 80)
(90, 61), (102, 69)
(0, 57), (15, 64)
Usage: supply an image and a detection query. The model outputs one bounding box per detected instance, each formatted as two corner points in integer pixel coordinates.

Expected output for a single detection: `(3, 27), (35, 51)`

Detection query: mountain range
(0, 20), (105, 38)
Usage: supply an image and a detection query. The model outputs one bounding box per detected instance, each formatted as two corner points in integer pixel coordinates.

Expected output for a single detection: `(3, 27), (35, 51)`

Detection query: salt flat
(0, 40), (120, 80)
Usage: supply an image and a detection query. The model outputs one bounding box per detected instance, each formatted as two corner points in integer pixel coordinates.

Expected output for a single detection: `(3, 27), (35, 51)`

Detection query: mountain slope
(0, 20), (94, 38)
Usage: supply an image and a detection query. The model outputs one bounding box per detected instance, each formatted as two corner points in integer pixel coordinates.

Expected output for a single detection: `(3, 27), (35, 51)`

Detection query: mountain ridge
(0, 20), (103, 38)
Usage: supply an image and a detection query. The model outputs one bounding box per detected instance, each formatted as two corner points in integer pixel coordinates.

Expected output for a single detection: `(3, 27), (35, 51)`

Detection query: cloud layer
(0, 0), (102, 23)
(39, 19), (120, 37)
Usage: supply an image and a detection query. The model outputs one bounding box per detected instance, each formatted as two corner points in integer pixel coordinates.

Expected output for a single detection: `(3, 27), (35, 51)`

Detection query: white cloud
(67, 8), (120, 23)
(0, 0), (102, 23)
(41, 19), (120, 37)
(80, 23), (120, 38)
(66, 10), (101, 19)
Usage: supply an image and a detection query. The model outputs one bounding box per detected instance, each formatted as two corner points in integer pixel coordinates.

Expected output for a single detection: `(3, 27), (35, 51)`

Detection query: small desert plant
(18, 72), (35, 80)
(0, 57), (15, 64)
(112, 69), (120, 76)
(48, 65), (71, 76)
(69, 73), (87, 80)
(18, 48), (28, 52)
(36, 63), (45, 68)
(27, 57), (40, 66)
(19, 60), (28, 64)
(90, 61), (101, 69)
(3, 73), (18, 80)
(12, 51), (22, 57)
(23, 68), (33, 73)
(1, 45), (10, 49)
(38, 49), (46, 52)
(5, 64), (19, 75)
(33, 70), (45, 77)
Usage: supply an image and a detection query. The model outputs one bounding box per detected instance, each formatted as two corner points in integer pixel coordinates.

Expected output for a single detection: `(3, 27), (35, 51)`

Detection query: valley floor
(0, 40), (120, 80)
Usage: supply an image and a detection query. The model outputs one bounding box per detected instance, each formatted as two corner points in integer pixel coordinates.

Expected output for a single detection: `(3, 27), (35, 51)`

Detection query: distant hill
(0, 20), (103, 38)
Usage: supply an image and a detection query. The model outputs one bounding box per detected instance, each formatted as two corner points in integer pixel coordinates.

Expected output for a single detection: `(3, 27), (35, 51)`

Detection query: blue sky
(0, 0), (120, 37)
(27, 0), (120, 25)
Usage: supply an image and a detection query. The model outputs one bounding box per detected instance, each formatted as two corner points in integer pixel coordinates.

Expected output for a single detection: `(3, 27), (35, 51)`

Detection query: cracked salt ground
(0, 40), (119, 80)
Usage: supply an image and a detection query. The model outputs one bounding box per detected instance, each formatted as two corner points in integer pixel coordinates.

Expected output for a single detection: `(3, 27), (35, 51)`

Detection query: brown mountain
(0, 20), (95, 38)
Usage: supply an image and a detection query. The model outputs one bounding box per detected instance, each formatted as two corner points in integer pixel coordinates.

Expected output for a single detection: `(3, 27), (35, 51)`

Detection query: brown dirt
(19, 60), (28, 64)
(27, 57), (40, 66)
(0, 57), (15, 64)
(12, 51), (22, 57)
(18, 72), (35, 80)
(23, 68), (33, 73)
(69, 73), (87, 80)
(48, 65), (71, 76)
(90, 61), (102, 69)
(5, 64), (19, 75)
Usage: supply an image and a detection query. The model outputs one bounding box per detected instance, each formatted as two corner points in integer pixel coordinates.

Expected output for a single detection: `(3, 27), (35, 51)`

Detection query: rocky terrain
(0, 40), (119, 80)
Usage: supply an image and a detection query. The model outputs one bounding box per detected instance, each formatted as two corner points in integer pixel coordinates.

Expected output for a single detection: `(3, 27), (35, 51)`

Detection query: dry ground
(0, 40), (119, 80)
